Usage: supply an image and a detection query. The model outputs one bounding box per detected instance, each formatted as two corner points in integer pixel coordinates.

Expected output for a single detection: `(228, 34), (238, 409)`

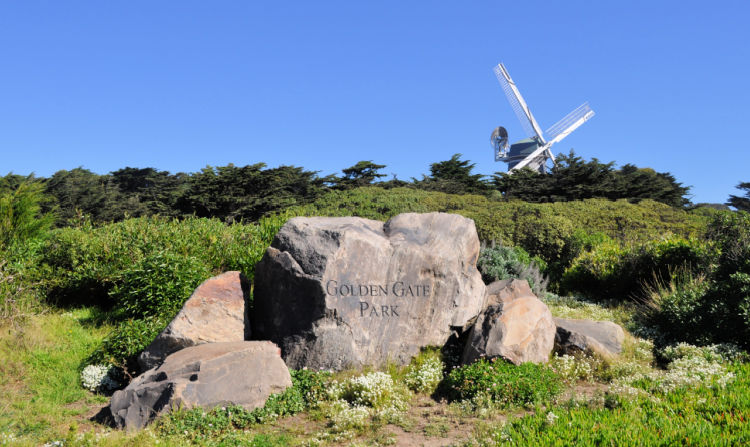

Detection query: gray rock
(138, 271), (250, 371)
(554, 318), (625, 358)
(462, 280), (556, 365)
(252, 213), (486, 370)
(110, 341), (291, 431)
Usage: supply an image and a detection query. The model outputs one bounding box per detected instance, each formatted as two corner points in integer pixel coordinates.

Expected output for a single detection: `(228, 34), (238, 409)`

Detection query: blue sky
(1, 1), (748, 204)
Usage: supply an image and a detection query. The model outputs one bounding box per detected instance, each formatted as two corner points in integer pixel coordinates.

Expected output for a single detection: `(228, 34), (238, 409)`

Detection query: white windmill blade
(493, 63), (546, 143)
(544, 102), (595, 146)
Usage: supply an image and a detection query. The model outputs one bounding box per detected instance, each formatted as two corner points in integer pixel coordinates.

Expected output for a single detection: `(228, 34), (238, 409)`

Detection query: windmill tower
(491, 63), (595, 173)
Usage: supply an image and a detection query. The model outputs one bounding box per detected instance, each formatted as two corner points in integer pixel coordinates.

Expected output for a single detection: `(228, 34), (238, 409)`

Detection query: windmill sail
(493, 64), (545, 142)
(545, 102), (595, 144)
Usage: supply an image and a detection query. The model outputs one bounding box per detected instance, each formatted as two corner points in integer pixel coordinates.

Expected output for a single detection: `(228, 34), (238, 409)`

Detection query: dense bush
(477, 242), (548, 295)
(0, 181), (54, 320)
(637, 212), (750, 349)
(42, 214), (286, 307)
(442, 358), (561, 406)
(87, 316), (167, 372)
(110, 251), (210, 319)
(561, 236), (712, 301)
(40, 214), (287, 372)
(0, 181), (55, 251)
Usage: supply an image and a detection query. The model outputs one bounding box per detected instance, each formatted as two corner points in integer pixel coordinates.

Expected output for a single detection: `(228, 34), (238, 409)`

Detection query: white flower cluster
(321, 371), (409, 439)
(609, 342), (735, 398)
(658, 353), (735, 393)
(550, 354), (597, 384)
(328, 371), (404, 409)
(80, 364), (119, 393)
(405, 355), (444, 393)
(1, 432), (17, 446)
(661, 342), (744, 364)
(632, 338), (655, 362)
(545, 411), (559, 425)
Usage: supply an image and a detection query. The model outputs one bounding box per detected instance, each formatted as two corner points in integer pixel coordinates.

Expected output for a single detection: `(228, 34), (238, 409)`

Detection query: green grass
(487, 363), (750, 446)
(0, 308), (113, 443)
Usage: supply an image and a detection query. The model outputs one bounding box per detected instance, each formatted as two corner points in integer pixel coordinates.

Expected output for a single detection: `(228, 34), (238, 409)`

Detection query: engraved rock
(251, 212), (486, 370)
(138, 271), (251, 371)
(462, 279), (556, 365)
(110, 341), (291, 431)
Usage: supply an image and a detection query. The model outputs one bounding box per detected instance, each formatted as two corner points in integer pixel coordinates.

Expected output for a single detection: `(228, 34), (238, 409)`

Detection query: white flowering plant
(549, 354), (602, 384)
(608, 342), (736, 399)
(404, 351), (444, 394)
(80, 364), (120, 393)
(318, 370), (410, 438)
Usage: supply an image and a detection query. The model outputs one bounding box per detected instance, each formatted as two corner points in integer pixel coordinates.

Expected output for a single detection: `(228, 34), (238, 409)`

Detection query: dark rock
(111, 341), (290, 431)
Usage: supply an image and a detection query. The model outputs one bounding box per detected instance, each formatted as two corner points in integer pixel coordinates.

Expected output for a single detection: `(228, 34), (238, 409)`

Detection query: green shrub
(0, 181), (54, 321)
(561, 236), (711, 301)
(635, 212), (750, 349)
(109, 251), (210, 319)
(442, 358), (561, 407)
(86, 316), (166, 373)
(42, 214), (286, 307)
(0, 180), (54, 252)
(477, 242), (548, 295)
(638, 271), (711, 347)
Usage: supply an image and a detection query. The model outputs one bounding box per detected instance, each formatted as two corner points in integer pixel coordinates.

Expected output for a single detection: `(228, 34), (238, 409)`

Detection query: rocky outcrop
(554, 318), (625, 359)
(138, 271), (250, 371)
(111, 341), (291, 431)
(462, 280), (555, 365)
(251, 213), (486, 370)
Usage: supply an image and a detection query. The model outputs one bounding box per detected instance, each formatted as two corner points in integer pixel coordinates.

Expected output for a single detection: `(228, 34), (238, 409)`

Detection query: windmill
(491, 63), (595, 173)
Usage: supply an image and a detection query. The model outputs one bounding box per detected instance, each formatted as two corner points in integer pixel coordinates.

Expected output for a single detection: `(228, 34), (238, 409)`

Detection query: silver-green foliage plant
(477, 241), (548, 295)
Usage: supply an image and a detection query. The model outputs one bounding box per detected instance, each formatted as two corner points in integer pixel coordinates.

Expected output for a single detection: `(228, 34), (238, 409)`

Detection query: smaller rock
(554, 318), (625, 359)
(138, 271), (250, 371)
(462, 280), (555, 365)
(484, 279), (535, 306)
(110, 341), (291, 431)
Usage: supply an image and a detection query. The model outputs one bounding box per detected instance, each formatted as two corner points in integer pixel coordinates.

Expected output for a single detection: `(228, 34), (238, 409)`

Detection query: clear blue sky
(2, 1), (748, 204)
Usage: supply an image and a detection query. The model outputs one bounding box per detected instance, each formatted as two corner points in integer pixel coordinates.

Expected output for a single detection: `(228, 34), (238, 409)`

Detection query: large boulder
(138, 271), (251, 371)
(554, 318), (625, 359)
(110, 341), (291, 431)
(462, 280), (555, 365)
(252, 213), (486, 370)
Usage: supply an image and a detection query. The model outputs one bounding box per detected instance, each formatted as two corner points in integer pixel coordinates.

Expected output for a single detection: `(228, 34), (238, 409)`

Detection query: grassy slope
(1, 303), (748, 446)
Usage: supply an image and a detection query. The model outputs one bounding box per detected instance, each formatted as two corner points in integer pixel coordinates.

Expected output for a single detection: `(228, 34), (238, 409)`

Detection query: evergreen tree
(176, 163), (327, 222)
(493, 151), (690, 207)
(415, 154), (491, 195)
(727, 182), (750, 211)
(336, 161), (387, 189)
(43, 168), (120, 224)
